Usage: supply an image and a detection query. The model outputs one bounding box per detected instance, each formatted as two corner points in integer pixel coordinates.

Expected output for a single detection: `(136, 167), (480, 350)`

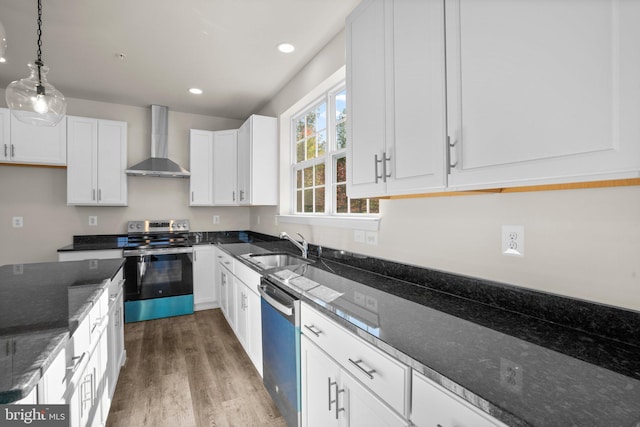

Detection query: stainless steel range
(123, 219), (194, 323)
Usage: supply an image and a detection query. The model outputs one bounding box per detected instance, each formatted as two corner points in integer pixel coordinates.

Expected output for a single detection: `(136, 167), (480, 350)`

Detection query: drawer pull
(334, 381), (345, 419)
(348, 358), (376, 379)
(304, 324), (322, 337)
(67, 352), (86, 374)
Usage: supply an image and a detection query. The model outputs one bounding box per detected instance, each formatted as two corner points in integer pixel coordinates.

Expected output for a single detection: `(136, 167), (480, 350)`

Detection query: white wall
(253, 30), (640, 312)
(0, 92), (248, 264)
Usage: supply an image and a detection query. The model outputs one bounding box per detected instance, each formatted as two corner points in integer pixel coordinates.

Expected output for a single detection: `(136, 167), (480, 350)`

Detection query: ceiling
(0, 0), (360, 120)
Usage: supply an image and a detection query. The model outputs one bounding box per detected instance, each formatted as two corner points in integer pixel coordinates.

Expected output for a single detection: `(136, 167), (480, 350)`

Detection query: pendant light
(0, 21), (7, 63)
(5, 0), (66, 127)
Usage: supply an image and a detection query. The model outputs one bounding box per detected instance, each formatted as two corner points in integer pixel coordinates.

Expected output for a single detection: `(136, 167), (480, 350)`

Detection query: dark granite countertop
(0, 258), (125, 403)
(217, 239), (640, 427)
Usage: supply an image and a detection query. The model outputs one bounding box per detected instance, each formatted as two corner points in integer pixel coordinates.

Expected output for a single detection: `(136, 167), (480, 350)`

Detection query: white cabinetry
(237, 115), (278, 205)
(411, 370), (507, 427)
(67, 116), (127, 206)
(212, 129), (238, 205)
(193, 245), (217, 310)
(37, 347), (67, 404)
(216, 249), (235, 327)
(189, 130), (214, 205)
(58, 250), (123, 262)
(301, 335), (408, 427)
(1, 112), (66, 165)
(105, 270), (125, 407)
(346, 0), (446, 199)
(445, 0), (640, 190)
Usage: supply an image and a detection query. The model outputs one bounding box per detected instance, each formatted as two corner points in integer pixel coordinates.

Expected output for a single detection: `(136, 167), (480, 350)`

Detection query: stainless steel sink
(243, 252), (311, 271)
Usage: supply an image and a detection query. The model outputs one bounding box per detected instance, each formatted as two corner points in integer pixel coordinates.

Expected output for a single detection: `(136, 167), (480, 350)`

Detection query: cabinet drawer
(233, 260), (261, 293)
(301, 303), (409, 416)
(216, 249), (234, 274)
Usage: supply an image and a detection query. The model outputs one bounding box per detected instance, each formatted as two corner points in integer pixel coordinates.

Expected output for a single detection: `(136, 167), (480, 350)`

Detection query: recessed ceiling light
(277, 43), (295, 54)
(189, 88), (203, 95)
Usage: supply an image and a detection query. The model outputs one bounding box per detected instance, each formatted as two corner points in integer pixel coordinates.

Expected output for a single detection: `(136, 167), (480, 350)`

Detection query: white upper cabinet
(67, 116), (127, 206)
(2, 112), (67, 165)
(347, 0), (447, 199)
(189, 129), (214, 206)
(236, 115), (278, 206)
(445, 0), (640, 189)
(212, 129), (238, 205)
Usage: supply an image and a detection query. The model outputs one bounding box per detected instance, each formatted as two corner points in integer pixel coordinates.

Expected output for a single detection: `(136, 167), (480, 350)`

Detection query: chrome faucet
(279, 232), (308, 259)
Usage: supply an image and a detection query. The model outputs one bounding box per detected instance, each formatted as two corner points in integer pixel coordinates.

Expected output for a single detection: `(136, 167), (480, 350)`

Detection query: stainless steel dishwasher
(259, 277), (301, 427)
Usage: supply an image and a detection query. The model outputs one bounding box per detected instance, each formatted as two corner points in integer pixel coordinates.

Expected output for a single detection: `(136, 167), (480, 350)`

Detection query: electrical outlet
(365, 231), (378, 245)
(13, 264), (23, 275)
(257, 215), (261, 225)
(354, 230), (365, 243)
(502, 225), (524, 257)
(89, 216), (98, 226)
(12, 216), (23, 228)
(365, 295), (379, 312)
(500, 357), (523, 393)
(213, 215), (220, 224)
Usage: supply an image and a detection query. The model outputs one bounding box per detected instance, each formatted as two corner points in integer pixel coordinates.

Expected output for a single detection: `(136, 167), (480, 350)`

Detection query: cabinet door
(38, 347), (67, 404)
(235, 279), (249, 350)
(386, 0), (446, 195)
(189, 129), (214, 206)
(226, 274), (237, 331)
(346, 0), (387, 198)
(97, 120), (127, 205)
(237, 119), (251, 205)
(212, 129), (238, 205)
(67, 116), (98, 205)
(301, 336), (341, 427)
(446, 0), (640, 189)
(246, 288), (263, 376)
(0, 108), (10, 162)
(341, 370), (409, 427)
(10, 115), (67, 165)
(193, 245), (215, 310)
(219, 264), (229, 319)
(411, 370), (506, 427)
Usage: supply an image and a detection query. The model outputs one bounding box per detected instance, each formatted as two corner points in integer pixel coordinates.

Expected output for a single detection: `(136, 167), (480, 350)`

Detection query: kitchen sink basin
(244, 252), (311, 271)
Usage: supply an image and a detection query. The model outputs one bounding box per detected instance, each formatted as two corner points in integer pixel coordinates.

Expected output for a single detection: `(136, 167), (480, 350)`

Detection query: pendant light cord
(35, 0), (44, 94)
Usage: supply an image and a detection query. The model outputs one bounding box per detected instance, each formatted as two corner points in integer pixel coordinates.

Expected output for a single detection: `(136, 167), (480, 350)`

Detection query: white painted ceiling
(0, 0), (360, 120)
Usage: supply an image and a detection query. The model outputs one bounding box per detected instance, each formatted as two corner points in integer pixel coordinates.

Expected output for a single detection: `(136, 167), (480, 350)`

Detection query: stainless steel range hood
(126, 105), (190, 178)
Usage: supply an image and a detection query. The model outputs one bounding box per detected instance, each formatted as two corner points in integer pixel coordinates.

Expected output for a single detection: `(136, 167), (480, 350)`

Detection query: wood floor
(106, 309), (287, 427)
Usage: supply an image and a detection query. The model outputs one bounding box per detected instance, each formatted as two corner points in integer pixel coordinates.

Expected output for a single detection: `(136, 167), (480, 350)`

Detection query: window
(292, 84), (378, 215)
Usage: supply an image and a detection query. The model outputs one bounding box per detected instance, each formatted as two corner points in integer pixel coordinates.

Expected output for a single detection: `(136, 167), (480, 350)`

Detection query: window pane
(336, 121), (346, 150)
(306, 136), (317, 160)
(296, 169), (302, 189)
(296, 190), (303, 212)
(296, 142), (305, 163)
(335, 89), (346, 121)
(336, 157), (346, 183)
(350, 198), (367, 213)
(296, 118), (305, 142)
(304, 167), (313, 188)
(315, 163), (325, 186)
(315, 186), (325, 213)
(370, 199), (380, 213)
(317, 131), (327, 156)
(316, 103), (327, 131)
(336, 184), (348, 213)
(304, 189), (313, 212)
(306, 111), (316, 135)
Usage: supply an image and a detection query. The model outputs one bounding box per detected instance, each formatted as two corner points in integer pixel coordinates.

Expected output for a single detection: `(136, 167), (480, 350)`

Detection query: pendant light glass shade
(5, 0), (66, 127)
(0, 21), (7, 62)
(6, 62), (66, 126)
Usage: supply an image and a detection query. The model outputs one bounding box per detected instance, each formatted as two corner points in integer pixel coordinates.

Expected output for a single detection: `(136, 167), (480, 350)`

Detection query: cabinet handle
(232, 191), (236, 202)
(239, 190), (245, 201)
(98, 188), (101, 201)
(191, 191), (194, 202)
(328, 378), (335, 412)
(383, 152), (391, 182)
(92, 189), (96, 201)
(334, 381), (345, 419)
(447, 136), (458, 172)
(303, 324), (322, 337)
(374, 154), (383, 183)
(348, 358), (376, 379)
(11, 144), (15, 158)
(3, 144), (7, 158)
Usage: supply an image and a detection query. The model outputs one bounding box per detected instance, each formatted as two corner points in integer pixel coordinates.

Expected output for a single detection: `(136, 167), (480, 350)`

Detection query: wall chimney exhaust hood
(126, 105), (190, 178)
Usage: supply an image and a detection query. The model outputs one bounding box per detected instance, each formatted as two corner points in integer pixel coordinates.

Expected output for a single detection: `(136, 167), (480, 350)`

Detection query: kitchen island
(0, 258), (125, 404)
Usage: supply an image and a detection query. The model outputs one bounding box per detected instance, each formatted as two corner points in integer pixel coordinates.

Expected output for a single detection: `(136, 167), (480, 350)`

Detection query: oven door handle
(123, 247), (193, 256)
(137, 255), (148, 295)
(259, 284), (293, 316)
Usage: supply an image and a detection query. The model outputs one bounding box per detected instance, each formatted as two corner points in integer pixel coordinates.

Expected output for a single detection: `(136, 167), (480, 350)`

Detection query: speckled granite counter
(218, 241), (640, 427)
(0, 258), (125, 403)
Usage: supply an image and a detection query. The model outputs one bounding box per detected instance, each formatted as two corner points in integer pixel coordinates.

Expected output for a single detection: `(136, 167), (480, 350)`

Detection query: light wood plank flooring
(106, 309), (287, 427)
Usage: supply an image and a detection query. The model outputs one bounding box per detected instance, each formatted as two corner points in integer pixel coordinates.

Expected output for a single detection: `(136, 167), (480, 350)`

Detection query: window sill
(277, 214), (380, 231)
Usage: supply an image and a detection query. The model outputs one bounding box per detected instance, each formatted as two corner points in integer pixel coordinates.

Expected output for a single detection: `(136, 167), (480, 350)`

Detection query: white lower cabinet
(411, 370), (507, 427)
(38, 346), (67, 404)
(193, 245), (217, 311)
(301, 335), (408, 427)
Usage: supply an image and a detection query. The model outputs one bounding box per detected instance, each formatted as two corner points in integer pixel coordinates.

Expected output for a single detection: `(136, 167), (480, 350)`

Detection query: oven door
(124, 250), (193, 301)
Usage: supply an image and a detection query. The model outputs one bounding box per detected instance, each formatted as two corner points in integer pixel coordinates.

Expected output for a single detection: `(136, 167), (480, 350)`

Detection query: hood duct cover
(126, 105), (190, 177)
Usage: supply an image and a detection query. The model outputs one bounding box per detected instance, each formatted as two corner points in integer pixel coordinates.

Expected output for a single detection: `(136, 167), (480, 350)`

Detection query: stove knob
(136, 224), (142, 229)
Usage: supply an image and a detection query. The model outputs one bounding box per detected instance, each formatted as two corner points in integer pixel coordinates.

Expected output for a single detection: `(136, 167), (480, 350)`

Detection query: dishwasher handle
(259, 284), (294, 316)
